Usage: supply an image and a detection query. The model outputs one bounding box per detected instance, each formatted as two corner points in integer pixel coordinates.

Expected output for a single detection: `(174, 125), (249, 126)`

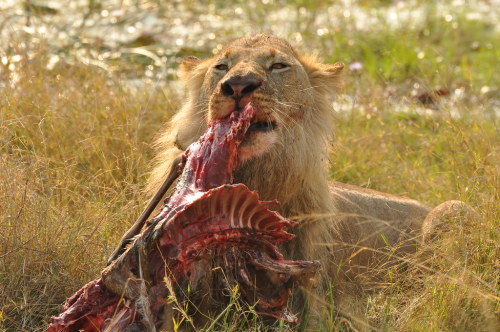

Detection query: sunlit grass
(0, 0), (498, 331)
(331, 108), (498, 331)
(0, 58), (178, 330)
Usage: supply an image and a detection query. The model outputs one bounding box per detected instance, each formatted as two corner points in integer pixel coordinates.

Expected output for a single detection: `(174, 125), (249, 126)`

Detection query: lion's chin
(238, 130), (277, 162)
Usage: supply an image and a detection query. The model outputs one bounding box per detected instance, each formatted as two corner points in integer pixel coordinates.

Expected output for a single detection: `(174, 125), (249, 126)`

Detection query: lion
(138, 34), (477, 325)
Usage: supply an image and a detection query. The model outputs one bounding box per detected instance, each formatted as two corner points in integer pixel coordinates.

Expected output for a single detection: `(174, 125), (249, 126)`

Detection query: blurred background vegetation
(0, 0), (498, 331)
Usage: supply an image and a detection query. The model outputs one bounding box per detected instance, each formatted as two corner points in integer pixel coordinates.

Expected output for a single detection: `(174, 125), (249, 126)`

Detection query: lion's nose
(221, 75), (262, 99)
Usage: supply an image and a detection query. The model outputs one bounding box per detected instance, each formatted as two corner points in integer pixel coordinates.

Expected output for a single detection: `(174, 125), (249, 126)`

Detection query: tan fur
(146, 34), (476, 321)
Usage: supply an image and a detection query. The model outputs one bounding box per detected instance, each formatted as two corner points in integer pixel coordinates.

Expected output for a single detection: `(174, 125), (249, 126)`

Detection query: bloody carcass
(47, 104), (320, 331)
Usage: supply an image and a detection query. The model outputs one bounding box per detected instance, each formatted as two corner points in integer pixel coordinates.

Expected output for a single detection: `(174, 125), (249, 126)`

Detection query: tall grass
(1, 1), (498, 331)
(331, 108), (499, 331)
(0, 57), (178, 330)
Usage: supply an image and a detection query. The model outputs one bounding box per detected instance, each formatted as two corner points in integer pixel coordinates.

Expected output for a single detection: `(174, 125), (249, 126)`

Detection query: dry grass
(0, 57), (178, 330)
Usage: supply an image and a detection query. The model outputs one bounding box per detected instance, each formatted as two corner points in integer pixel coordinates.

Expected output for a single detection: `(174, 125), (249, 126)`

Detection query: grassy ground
(0, 1), (498, 331)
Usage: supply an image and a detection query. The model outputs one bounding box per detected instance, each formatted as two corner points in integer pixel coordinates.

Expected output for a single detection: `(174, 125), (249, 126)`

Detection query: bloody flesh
(47, 104), (320, 331)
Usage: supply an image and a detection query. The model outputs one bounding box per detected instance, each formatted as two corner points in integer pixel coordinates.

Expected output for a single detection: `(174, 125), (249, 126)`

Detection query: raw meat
(47, 104), (320, 331)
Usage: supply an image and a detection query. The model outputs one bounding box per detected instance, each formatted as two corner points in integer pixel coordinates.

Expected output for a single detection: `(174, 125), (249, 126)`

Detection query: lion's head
(148, 34), (343, 213)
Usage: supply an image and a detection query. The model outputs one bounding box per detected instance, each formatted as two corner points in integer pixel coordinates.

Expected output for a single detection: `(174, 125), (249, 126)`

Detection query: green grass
(0, 0), (498, 331)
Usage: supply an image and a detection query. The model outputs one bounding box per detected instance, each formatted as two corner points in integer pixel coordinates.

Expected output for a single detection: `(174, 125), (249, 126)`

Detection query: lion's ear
(300, 56), (344, 94)
(180, 56), (202, 77)
(179, 56), (210, 94)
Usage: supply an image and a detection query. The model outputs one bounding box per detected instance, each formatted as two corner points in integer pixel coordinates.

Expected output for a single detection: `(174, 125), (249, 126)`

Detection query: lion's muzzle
(210, 72), (263, 119)
(221, 73), (262, 107)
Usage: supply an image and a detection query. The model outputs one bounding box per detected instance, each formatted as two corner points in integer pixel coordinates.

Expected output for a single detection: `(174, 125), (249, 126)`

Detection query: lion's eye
(269, 63), (288, 71)
(214, 64), (229, 71)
